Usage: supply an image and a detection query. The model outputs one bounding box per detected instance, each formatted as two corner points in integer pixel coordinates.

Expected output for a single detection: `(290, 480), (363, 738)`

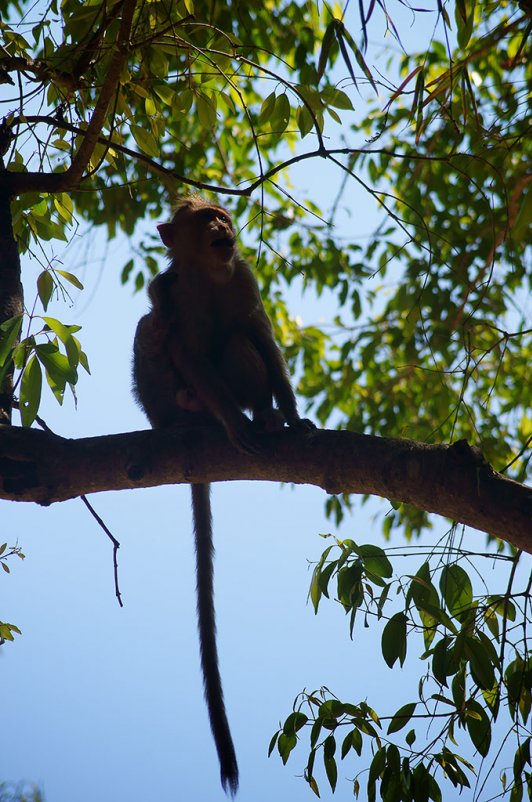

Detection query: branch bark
(0, 180), (23, 423)
(0, 425), (530, 552)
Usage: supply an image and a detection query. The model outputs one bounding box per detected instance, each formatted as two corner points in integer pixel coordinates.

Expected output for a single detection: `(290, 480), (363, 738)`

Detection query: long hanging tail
(191, 483), (239, 796)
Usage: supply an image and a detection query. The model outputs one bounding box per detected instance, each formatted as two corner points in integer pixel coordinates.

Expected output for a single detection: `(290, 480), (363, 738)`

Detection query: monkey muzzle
(211, 236), (235, 248)
(210, 236), (236, 265)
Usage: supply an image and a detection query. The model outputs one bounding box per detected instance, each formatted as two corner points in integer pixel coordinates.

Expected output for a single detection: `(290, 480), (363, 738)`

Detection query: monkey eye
(198, 209), (233, 228)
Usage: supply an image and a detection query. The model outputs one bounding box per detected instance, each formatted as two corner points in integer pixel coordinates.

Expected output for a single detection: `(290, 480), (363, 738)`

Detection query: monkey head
(158, 196), (237, 283)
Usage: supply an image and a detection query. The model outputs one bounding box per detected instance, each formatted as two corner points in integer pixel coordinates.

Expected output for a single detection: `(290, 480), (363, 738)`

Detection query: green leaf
(43, 317), (81, 370)
(465, 700), (491, 757)
(283, 711), (308, 734)
(35, 341), (77, 394)
(440, 564), (473, 618)
(317, 20), (337, 81)
(405, 728), (416, 747)
(309, 545), (333, 612)
(297, 105), (314, 138)
(43, 316), (70, 345)
(489, 595), (516, 621)
(51, 138), (71, 151)
(387, 702), (416, 734)
(268, 730), (279, 757)
(259, 91), (277, 125)
(0, 315), (23, 366)
(452, 668), (466, 709)
(382, 612), (408, 668)
(309, 720), (322, 749)
(337, 25), (378, 93)
(337, 561), (363, 610)
(55, 270), (84, 290)
(320, 86), (353, 111)
(54, 193), (73, 223)
(271, 93), (290, 133)
(121, 259), (135, 285)
(195, 92), (217, 128)
(368, 747), (386, 802)
(131, 124), (160, 158)
(73, 337), (90, 374)
(341, 727), (363, 758)
(0, 622), (22, 640)
(145, 95), (157, 117)
(277, 732), (297, 765)
(513, 737), (531, 785)
(466, 636), (495, 691)
(431, 635), (458, 686)
(19, 355), (42, 427)
(408, 563), (440, 611)
(455, 0), (476, 49)
(37, 270), (54, 311)
(323, 735), (337, 791)
(354, 544), (393, 578)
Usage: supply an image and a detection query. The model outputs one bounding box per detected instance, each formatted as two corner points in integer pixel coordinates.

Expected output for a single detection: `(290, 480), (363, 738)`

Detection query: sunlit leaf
(131, 125), (160, 158)
(20, 355), (42, 427)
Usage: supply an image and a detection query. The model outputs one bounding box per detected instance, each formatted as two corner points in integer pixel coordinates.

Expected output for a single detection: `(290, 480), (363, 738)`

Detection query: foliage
(271, 536), (532, 800)
(0, 541), (24, 642)
(0, 0), (530, 798)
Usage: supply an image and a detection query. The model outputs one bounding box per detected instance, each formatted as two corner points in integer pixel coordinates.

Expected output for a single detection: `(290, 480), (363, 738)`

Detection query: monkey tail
(191, 483), (239, 796)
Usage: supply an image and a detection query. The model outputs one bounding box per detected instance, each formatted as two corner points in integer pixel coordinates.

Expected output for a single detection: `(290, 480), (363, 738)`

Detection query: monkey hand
(253, 408), (286, 433)
(225, 412), (261, 455)
(289, 416), (316, 432)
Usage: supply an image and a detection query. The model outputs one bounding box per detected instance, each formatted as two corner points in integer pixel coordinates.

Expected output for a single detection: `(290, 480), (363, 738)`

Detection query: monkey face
(158, 201), (237, 282)
(202, 208), (236, 280)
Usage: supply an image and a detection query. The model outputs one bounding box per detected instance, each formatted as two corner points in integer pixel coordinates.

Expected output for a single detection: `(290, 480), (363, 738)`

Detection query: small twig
(79, 494), (123, 607)
(32, 410), (124, 606)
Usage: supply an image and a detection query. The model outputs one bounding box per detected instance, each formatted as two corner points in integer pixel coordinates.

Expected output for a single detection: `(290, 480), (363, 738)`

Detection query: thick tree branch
(0, 426), (530, 552)
(65, 0), (137, 187)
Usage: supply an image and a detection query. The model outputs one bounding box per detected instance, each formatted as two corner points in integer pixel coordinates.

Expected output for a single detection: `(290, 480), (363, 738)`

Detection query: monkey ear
(157, 223), (174, 248)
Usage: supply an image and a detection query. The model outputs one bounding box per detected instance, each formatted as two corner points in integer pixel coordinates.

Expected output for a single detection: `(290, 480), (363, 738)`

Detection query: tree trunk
(0, 176), (23, 424)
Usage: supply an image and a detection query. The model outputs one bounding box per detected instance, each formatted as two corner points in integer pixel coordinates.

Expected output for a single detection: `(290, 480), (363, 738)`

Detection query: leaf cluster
(0, 265), (89, 426)
(272, 536), (532, 799)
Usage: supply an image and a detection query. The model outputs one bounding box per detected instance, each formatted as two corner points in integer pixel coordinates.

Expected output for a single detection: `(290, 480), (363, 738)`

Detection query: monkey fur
(132, 195), (313, 795)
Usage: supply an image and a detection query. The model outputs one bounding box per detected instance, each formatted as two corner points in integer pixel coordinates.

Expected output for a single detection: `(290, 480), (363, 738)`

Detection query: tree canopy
(0, 0), (531, 799)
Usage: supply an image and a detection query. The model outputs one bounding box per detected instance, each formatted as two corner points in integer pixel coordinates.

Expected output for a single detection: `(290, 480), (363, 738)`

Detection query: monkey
(132, 195), (314, 795)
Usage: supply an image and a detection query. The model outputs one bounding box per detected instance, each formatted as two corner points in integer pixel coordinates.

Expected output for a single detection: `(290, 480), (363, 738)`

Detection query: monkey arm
(245, 312), (300, 423)
(244, 306), (315, 432)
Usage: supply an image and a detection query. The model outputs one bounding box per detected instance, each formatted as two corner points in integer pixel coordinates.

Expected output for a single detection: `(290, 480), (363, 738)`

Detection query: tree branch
(1, 0), (138, 196)
(64, 0), (137, 187)
(0, 426), (530, 552)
